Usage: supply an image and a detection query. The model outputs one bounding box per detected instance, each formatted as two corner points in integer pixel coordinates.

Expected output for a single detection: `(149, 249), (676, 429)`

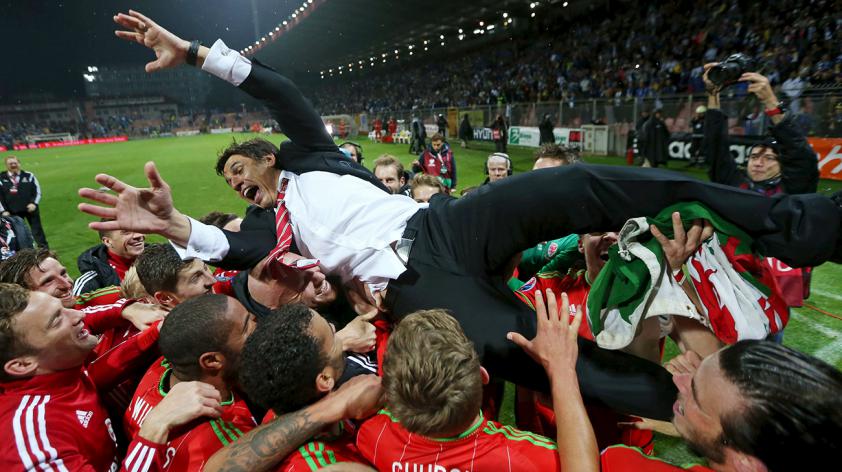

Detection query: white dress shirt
(173, 40), (425, 291)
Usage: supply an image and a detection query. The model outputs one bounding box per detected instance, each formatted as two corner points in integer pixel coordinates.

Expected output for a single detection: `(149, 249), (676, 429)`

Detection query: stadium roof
(251, 0), (598, 76)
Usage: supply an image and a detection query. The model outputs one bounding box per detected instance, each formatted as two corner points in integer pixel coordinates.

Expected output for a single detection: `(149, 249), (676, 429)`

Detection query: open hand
(114, 10), (189, 73)
(507, 290), (582, 379)
(78, 162), (190, 244)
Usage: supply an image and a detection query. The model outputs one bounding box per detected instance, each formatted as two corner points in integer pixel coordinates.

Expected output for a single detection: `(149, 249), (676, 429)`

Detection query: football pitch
(4, 133), (841, 465)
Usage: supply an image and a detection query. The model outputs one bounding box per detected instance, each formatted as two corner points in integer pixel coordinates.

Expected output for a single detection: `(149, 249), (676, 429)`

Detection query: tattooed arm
(203, 375), (383, 472)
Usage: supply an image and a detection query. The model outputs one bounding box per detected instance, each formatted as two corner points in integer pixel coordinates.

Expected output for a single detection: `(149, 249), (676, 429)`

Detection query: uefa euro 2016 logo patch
(519, 277), (536, 291)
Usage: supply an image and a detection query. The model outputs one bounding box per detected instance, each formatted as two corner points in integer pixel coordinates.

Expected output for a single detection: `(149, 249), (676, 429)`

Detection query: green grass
(4, 134), (841, 466)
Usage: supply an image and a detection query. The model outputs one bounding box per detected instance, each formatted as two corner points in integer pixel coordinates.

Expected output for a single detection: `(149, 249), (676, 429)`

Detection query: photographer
(703, 61), (818, 195)
(703, 60), (819, 334)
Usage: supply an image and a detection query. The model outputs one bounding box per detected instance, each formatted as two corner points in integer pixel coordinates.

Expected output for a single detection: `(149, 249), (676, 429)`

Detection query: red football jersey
(0, 367), (165, 472)
(601, 445), (713, 471)
(275, 425), (370, 471)
(357, 410), (560, 471)
(514, 269), (594, 341)
(212, 268), (239, 298)
(124, 358), (258, 471)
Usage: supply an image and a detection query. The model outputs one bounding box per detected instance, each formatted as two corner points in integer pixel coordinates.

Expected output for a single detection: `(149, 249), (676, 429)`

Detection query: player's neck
(170, 370), (232, 401)
(427, 412), (483, 440)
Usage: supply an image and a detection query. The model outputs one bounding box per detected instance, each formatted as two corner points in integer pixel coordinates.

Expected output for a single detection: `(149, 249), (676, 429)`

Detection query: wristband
(764, 107), (783, 117)
(186, 40), (201, 66)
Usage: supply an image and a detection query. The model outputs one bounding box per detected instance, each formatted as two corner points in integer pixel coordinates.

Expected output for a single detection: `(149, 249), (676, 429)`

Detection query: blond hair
(120, 266), (150, 300)
(383, 309), (481, 436)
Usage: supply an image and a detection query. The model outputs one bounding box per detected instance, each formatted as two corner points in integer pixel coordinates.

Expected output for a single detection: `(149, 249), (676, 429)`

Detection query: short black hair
(198, 212), (239, 230)
(158, 294), (232, 380)
(135, 243), (191, 294)
(718, 340), (842, 470)
(239, 303), (325, 414)
(215, 138), (279, 176)
(0, 248), (58, 288)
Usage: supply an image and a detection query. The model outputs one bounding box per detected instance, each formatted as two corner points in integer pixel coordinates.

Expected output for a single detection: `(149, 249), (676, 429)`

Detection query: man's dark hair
(0, 248), (57, 288)
(718, 340), (842, 470)
(239, 303), (325, 414)
(159, 294), (232, 380)
(97, 218), (117, 240)
(215, 138), (280, 176)
(135, 243), (191, 294)
(199, 212), (239, 230)
(534, 143), (580, 165)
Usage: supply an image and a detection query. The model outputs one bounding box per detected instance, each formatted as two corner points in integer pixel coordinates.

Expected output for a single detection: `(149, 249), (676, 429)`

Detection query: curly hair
(534, 143), (580, 165)
(238, 303), (326, 414)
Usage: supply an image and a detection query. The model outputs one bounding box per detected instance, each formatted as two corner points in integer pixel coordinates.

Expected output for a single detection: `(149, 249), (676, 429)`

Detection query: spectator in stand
(436, 113), (448, 137)
(409, 173), (446, 203)
(373, 154), (410, 195)
(483, 152), (512, 184)
(356, 309), (562, 470)
(412, 133), (457, 193)
(639, 108), (669, 167)
(458, 114), (473, 148)
(0, 283), (224, 471)
(74, 222), (145, 296)
(0, 156), (48, 249)
(539, 114), (555, 145)
(124, 294), (258, 470)
(489, 115), (508, 153)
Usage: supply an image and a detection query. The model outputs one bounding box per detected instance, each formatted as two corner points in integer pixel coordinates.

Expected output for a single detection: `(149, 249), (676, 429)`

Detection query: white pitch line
(793, 309), (842, 364)
(810, 288), (842, 303)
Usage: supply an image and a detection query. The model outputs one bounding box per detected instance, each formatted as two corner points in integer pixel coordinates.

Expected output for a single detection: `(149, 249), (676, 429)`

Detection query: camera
(708, 53), (756, 88)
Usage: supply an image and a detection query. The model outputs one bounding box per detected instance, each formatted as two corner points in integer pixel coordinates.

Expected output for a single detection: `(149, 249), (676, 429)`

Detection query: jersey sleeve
(87, 323), (161, 391)
(80, 297), (132, 334)
(120, 436), (166, 472)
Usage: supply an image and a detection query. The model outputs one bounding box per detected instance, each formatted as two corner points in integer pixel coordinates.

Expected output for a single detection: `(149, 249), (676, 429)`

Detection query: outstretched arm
(508, 291), (599, 472)
(114, 10), (334, 151)
(703, 63), (743, 187)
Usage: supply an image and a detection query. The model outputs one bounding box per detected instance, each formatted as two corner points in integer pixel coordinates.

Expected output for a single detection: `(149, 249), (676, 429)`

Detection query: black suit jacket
(216, 60), (388, 269)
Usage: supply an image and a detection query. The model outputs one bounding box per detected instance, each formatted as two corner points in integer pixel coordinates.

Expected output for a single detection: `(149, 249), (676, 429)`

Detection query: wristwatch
(186, 40), (202, 66)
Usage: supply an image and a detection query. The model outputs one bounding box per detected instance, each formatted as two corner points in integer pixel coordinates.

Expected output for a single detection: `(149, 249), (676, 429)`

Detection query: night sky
(0, 0), (300, 103)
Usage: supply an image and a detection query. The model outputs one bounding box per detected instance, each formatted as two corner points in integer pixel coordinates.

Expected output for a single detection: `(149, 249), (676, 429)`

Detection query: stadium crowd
(310, 0), (841, 116)
(1, 6), (841, 472)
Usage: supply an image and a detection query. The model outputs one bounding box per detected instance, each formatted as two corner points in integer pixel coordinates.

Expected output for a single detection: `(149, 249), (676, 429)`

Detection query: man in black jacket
(704, 67), (818, 196)
(0, 156), (48, 248)
(73, 227), (145, 296)
(639, 109), (669, 167)
(79, 10), (842, 421)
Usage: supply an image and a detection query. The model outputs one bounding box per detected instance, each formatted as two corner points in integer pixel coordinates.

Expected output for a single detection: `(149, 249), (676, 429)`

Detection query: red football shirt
(0, 367), (165, 472)
(514, 269), (594, 340)
(124, 358), (258, 471)
(357, 410), (560, 471)
(601, 445), (713, 471)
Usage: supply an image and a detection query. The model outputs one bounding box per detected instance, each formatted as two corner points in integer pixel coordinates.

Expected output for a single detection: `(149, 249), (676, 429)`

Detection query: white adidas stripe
(72, 271), (98, 296)
(12, 395), (69, 472)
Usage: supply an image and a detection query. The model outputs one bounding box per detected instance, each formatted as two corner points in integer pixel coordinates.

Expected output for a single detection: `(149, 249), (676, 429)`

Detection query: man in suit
(79, 10), (842, 421)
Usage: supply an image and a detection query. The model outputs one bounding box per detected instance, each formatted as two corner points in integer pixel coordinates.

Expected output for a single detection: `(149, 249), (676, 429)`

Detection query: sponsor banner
(667, 133), (768, 163)
(812, 137), (842, 181)
(0, 146), (6, 152)
(473, 127), (494, 141)
(505, 126), (582, 148)
(668, 134), (842, 181)
(12, 136), (128, 150)
(210, 127), (233, 134)
(175, 129), (201, 137)
(424, 124), (439, 136)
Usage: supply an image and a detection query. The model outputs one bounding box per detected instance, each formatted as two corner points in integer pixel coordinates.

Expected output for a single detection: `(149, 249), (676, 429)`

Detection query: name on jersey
(392, 463), (467, 472)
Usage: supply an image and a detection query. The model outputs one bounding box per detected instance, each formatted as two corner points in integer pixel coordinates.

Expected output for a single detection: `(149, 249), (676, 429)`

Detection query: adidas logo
(76, 410), (93, 428)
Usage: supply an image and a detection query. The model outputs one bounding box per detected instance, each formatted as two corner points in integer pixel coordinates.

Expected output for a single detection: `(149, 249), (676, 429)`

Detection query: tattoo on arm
(208, 408), (326, 472)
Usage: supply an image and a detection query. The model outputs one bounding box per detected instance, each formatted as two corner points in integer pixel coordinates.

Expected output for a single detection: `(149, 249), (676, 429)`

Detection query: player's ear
(198, 352), (224, 373)
(479, 366), (490, 386)
(262, 153), (276, 168)
(5, 356), (38, 379)
(316, 371), (335, 393)
(154, 291), (178, 310)
(578, 235), (585, 254)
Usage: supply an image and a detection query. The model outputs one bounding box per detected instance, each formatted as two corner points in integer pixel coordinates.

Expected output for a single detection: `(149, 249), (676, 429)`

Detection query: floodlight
(503, 12), (508, 18)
